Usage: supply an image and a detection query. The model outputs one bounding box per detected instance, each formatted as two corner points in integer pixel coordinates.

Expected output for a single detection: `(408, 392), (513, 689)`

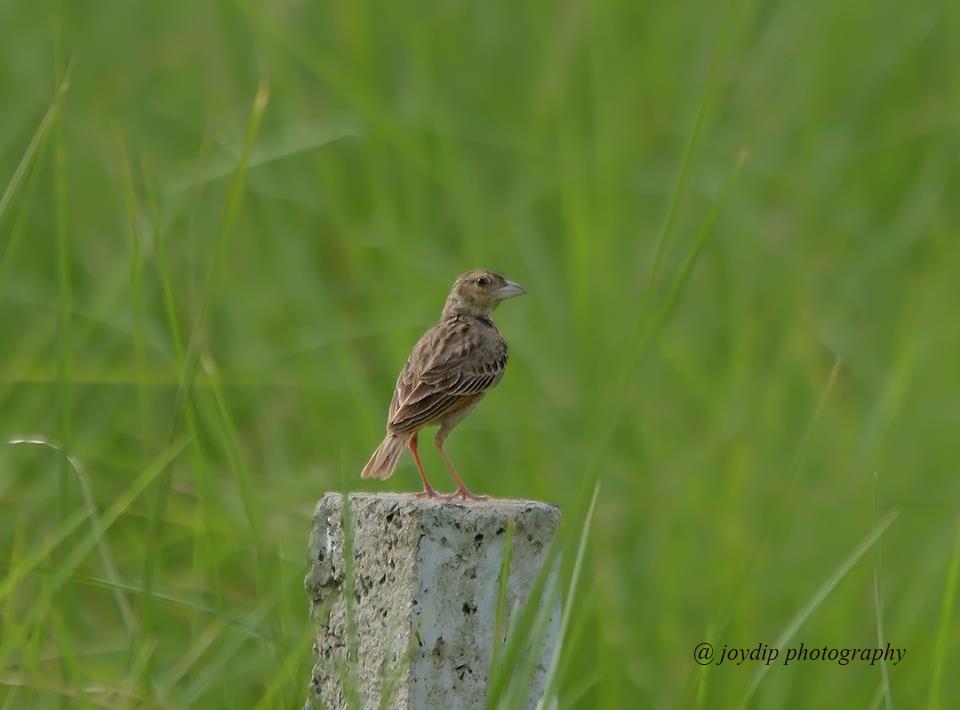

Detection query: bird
(361, 269), (526, 500)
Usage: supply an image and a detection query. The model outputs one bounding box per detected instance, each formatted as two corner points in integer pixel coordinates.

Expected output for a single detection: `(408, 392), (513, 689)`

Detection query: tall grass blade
(485, 537), (562, 709)
(740, 510), (899, 708)
(0, 438), (189, 669)
(6, 437), (135, 631)
(490, 516), (516, 677)
(871, 473), (893, 710)
(926, 519), (960, 710)
(539, 480), (601, 707)
(0, 63), (71, 229)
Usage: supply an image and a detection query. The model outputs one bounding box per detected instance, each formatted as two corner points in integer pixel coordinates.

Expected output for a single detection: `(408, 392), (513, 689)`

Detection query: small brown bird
(361, 270), (526, 500)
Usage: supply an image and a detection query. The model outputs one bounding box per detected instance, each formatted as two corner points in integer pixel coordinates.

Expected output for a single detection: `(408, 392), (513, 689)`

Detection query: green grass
(1, 0), (958, 707)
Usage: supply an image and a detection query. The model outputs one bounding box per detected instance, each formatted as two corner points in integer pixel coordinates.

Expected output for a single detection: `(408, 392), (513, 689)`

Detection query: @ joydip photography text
(695, 641), (906, 667)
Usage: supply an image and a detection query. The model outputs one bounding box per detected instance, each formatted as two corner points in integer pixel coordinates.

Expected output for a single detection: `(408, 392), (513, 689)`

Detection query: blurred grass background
(1, 0), (958, 707)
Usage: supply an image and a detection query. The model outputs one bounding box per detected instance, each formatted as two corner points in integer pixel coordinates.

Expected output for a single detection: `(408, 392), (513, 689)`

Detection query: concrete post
(304, 492), (560, 710)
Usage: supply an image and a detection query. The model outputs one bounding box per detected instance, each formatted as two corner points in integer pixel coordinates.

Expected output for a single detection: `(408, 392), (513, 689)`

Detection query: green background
(1, 0), (957, 707)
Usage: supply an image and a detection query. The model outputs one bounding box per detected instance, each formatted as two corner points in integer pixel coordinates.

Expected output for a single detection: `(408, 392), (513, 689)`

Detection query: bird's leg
(434, 432), (488, 501)
(408, 434), (439, 498)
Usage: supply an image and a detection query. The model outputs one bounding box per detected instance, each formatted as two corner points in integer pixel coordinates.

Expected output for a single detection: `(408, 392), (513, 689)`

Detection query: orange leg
(435, 434), (488, 501)
(408, 434), (439, 498)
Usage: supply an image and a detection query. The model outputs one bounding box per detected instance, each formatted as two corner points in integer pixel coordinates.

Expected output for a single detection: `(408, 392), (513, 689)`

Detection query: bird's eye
(475, 277), (488, 287)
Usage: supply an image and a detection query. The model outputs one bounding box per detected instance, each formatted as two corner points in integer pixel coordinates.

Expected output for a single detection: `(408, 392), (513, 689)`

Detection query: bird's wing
(387, 321), (507, 434)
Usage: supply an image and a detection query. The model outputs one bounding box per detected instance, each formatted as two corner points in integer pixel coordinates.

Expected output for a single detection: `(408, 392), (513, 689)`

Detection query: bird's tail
(361, 433), (407, 480)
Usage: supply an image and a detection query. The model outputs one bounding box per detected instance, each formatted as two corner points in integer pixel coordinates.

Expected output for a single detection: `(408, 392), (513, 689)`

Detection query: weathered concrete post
(304, 492), (560, 710)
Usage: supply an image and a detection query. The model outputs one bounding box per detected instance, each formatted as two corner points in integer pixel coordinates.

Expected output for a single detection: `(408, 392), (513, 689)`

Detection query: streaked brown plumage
(361, 269), (526, 500)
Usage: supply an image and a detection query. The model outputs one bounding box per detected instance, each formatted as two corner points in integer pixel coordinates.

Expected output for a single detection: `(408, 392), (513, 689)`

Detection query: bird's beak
(495, 279), (527, 300)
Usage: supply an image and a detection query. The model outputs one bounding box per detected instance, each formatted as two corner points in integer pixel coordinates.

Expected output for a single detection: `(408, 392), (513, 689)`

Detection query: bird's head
(442, 269), (526, 319)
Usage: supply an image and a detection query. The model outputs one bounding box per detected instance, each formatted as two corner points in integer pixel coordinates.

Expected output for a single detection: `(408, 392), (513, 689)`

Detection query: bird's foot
(441, 486), (489, 502)
(412, 486), (441, 499)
